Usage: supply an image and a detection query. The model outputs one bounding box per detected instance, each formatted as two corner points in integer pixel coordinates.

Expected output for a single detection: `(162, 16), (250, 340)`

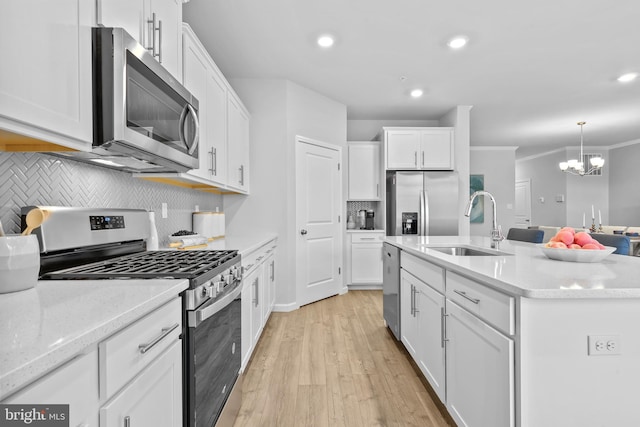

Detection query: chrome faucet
(465, 190), (504, 249)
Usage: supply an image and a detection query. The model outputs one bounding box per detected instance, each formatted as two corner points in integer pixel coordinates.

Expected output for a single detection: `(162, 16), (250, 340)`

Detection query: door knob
(300, 229), (308, 235)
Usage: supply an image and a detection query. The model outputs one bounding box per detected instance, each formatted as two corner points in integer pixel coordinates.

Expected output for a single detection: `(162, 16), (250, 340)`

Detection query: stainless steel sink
(426, 246), (506, 256)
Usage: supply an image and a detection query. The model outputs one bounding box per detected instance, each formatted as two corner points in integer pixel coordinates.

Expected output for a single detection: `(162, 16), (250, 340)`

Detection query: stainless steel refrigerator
(386, 171), (459, 236)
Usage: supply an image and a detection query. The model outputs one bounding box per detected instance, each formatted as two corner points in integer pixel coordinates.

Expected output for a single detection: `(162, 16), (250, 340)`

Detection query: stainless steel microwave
(85, 27), (199, 172)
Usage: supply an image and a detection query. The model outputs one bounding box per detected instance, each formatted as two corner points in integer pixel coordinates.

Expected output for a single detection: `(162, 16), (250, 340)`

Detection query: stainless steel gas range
(26, 206), (242, 427)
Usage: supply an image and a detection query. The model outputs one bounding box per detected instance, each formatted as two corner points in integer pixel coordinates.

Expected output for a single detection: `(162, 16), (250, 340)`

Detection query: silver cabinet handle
(208, 149), (214, 175)
(410, 284), (415, 316)
(138, 323), (179, 354)
(300, 229), (308, 235)
(146, 13), (156, 52)
(213, 148), (217, 175)
(360, 237), (376, 240)
(412, 286), (419, 316)
(157, 19), (162, 63)
(414, 151), (418, 166)
(441, 307), (449, 348)
(422, 151), (425, 167)
(124, 415), (131, 427)
(270, 261), (275, 281)
(376, 183), (379, 197)
(454, 289), (481, 304)
(239, 165), (245, 186)
(256, 255), (264, 261)
(253, 278), (259, 306)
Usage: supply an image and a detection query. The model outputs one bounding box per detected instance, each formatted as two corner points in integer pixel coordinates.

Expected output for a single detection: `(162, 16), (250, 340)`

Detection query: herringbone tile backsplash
(0, 152), (223, 244)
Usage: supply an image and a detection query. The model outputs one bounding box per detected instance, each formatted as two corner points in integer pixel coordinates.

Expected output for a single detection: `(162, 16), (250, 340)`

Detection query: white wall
(347, 119), (439, 141)
(225, 78), (346, 310)
(470, 147), (517, 237)
(609, 140), (640, 225)
(440, 106), (472, 236)
(516, 147), (610, 228)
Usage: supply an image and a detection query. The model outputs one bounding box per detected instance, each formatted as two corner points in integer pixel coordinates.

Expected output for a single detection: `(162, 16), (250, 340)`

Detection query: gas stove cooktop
(42, 250), (239, 282)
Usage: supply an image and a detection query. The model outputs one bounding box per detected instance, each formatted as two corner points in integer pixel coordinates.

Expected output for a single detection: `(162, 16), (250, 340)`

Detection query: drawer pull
(124, 415), (131, 427)
(454, 289), (480, 304)
(138, 323), (179, 354)
(359, 237), (376, 240)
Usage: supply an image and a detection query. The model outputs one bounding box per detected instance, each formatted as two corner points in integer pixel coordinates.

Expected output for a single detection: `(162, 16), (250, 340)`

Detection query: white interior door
(515, 179), (532, 228)
(295, 137), (342, 307)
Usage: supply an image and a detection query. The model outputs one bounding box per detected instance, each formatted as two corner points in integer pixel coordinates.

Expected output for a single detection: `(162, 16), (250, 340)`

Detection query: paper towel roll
(192, 212), (225, 239)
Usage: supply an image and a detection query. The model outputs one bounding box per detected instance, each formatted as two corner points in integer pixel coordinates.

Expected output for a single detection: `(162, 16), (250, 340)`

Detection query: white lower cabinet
(99, 341), (183, 427)
(4, 350), (100, 426)
(349, 232), (384, 285)
(399, 252), (514, 426)
(445, 301), (514, 427)
(241, 238), (277, 371)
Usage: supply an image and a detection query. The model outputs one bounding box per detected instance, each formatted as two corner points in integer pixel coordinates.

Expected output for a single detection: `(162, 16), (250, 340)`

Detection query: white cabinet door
(348, 142), (381, 200)
(385, 130), (420, 169)
(100, 340), (183, 427)
(5, 350), (99, 426)
(415, 279), (446, 403)
(181, 29), (210, 180)
(445, 300), (515, 427)
(98, 0), (182, 79)
(419, 129), (454, 170)
(0, 0), (93, 150)
(205, 67), (228, 185)
(351, 242), (383, 284)
(240, 277), (253, 371)
(244, 266), (263, 346)
(400, 270), (418, 359)
(147, 0), (182, 80)
(227, 93), (250, 193)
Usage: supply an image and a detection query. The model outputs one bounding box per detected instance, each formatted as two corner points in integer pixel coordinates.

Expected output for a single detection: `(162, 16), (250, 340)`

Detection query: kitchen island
(385, 235), (640, 427)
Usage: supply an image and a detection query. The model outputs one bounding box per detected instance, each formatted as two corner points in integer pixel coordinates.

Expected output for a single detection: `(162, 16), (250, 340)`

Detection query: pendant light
(559, 122), (604, 176)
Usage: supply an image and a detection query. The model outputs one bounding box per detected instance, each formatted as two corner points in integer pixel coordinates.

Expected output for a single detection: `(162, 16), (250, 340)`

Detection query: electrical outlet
(161, 203), (168, 219)
(194, 205), (200, 212)
(588, 335), (621, 356)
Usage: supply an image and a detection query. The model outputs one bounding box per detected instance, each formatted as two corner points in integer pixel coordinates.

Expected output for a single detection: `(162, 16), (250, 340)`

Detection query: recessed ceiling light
(410, 89), (423, 98)
(617, 72), (638, 83)
(317, 35), (335, 48)
(447, 36), (468, 49)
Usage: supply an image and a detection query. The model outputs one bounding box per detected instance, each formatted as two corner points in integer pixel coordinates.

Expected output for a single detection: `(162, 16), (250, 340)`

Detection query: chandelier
(559, 121), (604, 176)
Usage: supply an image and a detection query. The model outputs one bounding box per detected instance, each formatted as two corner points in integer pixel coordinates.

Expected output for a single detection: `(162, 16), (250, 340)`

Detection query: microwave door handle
(178, 104), (200, 155)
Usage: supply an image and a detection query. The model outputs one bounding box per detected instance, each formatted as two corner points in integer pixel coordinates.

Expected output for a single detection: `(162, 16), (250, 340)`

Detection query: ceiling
(183, 0), (640, 158)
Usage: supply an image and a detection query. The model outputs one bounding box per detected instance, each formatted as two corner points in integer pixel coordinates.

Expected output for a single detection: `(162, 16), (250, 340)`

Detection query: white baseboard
(347, 283), (383, 291)
(272, 301), (299, 312)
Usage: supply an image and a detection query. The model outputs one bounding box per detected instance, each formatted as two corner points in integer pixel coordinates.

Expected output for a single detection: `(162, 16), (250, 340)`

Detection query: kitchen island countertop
(0, 279), (188, 400)
(385, 235), (640, 299)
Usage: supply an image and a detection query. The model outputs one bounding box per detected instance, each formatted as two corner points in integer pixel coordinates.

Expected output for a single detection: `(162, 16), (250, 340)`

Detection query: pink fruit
(556, 230), (574, 246)
(560, 227), (576, 234)
(549, 241), (568, 249)
(569, 244), (582, 249)
(574, 232), (593, 247)
(549, 235), (561, 242)
(582, 243), (599, 250)
(595, 242), (606, 249)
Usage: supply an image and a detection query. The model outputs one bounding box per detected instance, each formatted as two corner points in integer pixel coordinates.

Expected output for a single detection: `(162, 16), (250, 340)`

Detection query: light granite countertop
(202, 234), (278, 256)
(0, 279), (188, 400)
(384, 235), (640, 299)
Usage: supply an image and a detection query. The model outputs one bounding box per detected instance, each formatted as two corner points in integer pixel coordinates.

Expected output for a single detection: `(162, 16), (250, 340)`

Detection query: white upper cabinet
(348, 142), (381, 200)
(384, 127), (454, 170)
(181, 26), (227, 186)
(97, 0), (183, 80)
(226, 93), (250, 193)
(0, 0), (94, 151)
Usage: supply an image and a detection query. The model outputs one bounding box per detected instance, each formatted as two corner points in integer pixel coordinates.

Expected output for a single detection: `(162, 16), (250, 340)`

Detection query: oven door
(185, 283), (241, 427)
(93, 27), (199, 172)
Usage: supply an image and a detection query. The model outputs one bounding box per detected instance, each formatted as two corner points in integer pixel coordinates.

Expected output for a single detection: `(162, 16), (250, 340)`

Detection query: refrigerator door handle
(420, 190), (429, 236)
(419, 191), (424, 236)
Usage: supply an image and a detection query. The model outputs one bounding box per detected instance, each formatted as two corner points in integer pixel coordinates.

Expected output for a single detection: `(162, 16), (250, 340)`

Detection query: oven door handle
(189, 283), (241, 328)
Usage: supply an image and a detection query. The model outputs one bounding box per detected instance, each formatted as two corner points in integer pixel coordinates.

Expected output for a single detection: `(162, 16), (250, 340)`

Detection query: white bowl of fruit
(538, 227), (616, 263)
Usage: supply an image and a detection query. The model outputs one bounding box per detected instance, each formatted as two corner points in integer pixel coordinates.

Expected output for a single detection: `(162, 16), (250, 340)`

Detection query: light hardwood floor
(234, 290), (455, 427)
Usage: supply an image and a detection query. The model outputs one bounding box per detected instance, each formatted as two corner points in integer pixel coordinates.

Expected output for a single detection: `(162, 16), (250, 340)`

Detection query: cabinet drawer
(446, 271), (514, 335)
(351, 232), (384, 243)
(401, 252), (445, 294)
(99, 298), (182, 399)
